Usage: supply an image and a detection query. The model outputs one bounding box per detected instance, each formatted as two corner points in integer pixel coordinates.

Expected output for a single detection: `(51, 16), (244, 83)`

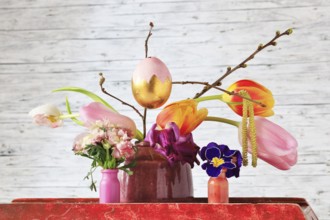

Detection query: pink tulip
(239, 116), (298, 170)
(79, 102), (137, 136)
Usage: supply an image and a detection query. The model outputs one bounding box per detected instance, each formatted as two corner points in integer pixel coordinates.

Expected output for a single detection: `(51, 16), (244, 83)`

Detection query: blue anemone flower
(199, 142), (242, 178)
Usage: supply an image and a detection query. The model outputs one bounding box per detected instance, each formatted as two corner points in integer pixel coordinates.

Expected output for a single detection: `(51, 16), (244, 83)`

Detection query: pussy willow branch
(143, 108), (147, 139)
(145, 22), (154, 58)
(193, 28), (293, 99)
(99, 73), (144, 119)
(172, 81), (266, 107)
(143, 22), (154, 138)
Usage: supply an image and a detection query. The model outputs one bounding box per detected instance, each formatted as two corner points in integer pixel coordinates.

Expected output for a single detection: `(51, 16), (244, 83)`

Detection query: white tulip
(29, 104), (63, 128)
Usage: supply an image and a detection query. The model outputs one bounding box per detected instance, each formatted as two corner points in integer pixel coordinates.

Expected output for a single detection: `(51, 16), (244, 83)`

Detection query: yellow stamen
(212, 157), (225, 168)
(47, 115), (59, 123)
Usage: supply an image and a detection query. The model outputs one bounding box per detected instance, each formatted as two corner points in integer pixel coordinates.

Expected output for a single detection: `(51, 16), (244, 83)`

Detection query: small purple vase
(99, 169), (120, 203)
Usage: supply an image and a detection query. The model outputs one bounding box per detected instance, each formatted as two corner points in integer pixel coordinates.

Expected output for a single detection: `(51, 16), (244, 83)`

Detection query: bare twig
(145, 22), (154, 58)
(193, 28), (293, 99)
(172, 81), (266, 107)
(99, 73), (144, 119)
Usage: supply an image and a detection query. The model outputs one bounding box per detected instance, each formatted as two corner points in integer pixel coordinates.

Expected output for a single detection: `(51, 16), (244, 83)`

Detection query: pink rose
(117, 141), (135, 159)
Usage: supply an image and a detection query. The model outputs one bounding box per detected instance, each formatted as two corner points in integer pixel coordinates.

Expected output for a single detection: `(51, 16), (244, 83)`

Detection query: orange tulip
(156, 100), (208, 135)
(222, 80), (274, 117)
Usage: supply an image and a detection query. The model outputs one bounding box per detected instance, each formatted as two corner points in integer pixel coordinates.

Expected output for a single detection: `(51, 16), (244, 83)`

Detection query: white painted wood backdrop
(0, 0), (329, 218)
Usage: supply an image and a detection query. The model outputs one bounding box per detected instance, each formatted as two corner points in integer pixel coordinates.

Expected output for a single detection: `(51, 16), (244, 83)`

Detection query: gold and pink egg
(131, 57), (172, 109)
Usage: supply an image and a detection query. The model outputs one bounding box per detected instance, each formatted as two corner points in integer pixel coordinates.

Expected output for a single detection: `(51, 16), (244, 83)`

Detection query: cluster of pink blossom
(73, 120), (135, 159)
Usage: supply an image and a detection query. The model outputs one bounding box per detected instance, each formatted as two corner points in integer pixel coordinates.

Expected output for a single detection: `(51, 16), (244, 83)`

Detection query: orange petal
(180, 108), (208, 135)
(223, 80), (274, 117)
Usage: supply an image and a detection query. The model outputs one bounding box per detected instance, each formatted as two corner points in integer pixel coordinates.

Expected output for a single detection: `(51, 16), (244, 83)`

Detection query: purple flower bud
(145, 122), (200, 168)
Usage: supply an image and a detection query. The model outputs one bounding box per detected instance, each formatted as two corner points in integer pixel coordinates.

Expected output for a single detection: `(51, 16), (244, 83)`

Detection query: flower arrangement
(29, 22), (298, 194)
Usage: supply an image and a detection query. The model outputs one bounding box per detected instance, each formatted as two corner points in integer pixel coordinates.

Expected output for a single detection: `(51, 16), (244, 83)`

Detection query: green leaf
(135, 130), (143, 141)
(90, 181), (97, 192)
(65, 97), (84, 126)
(53, 86), (117, 112)
(119, 168), (133, 175)
(109, 157), (116, 169)
(83, 167), (98, 192)
(118, 160), (136, 169)
(89, 183), (94, 191)
(80, 154), (93, 160)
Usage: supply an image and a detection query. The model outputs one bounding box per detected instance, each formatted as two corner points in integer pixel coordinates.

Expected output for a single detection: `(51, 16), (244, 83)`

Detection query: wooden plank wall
(0, 0), (329, 218)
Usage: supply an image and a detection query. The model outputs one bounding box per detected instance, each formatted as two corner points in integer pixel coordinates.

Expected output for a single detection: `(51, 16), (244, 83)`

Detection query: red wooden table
(0, 197), (318, 220)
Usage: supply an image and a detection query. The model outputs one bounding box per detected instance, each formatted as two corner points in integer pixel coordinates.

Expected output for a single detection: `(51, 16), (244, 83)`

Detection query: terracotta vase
(208, 169), (229, 203)
(119, 141), (194, 202)
(99, 169), (120, 203)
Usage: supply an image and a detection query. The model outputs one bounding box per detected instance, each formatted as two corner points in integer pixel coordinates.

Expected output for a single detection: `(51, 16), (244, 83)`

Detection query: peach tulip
(156, 99), (208, 135)
(79, 102), (137, 136)
(222, 79), (275, 117)
(239, 116), (298, 170)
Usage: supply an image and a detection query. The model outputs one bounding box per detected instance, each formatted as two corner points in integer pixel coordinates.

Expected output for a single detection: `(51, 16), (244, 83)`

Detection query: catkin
(248, 100), (258, 167)
(239, 90), (258, 167)
(240, 90), (248, 166)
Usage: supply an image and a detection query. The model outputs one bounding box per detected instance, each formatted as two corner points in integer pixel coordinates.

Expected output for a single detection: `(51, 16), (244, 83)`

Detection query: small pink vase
(99, 169), (120, 203)
(208, 169), (229, 203)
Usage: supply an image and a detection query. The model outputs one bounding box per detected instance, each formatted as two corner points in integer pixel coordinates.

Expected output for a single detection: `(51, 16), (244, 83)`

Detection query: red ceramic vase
(119, 141), (194, 202)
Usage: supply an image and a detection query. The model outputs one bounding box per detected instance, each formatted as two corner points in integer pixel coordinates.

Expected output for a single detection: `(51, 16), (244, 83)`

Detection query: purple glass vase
(119, 141), (194, 202)
(99, 169), (120, 203)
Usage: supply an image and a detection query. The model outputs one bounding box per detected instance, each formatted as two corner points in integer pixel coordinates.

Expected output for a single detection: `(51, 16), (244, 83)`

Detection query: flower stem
(105, 148), (110, 169)
(195, 95), (242, 105)
(59, 113), (79, 119)
(195, 95), (223, 103)
(204, 116), (240, 127)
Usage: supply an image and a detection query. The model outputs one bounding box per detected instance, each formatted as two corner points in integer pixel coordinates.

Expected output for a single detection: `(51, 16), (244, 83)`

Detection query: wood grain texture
(0, 0), (329, 219)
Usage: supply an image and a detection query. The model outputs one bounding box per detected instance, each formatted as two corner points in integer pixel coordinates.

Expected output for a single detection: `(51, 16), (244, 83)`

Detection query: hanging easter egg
(131, 57), (172, 109)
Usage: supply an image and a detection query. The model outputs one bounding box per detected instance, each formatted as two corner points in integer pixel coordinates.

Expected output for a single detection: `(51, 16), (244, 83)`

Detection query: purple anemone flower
(199, 142), (242, 178)
(145, 122), (200, 168)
